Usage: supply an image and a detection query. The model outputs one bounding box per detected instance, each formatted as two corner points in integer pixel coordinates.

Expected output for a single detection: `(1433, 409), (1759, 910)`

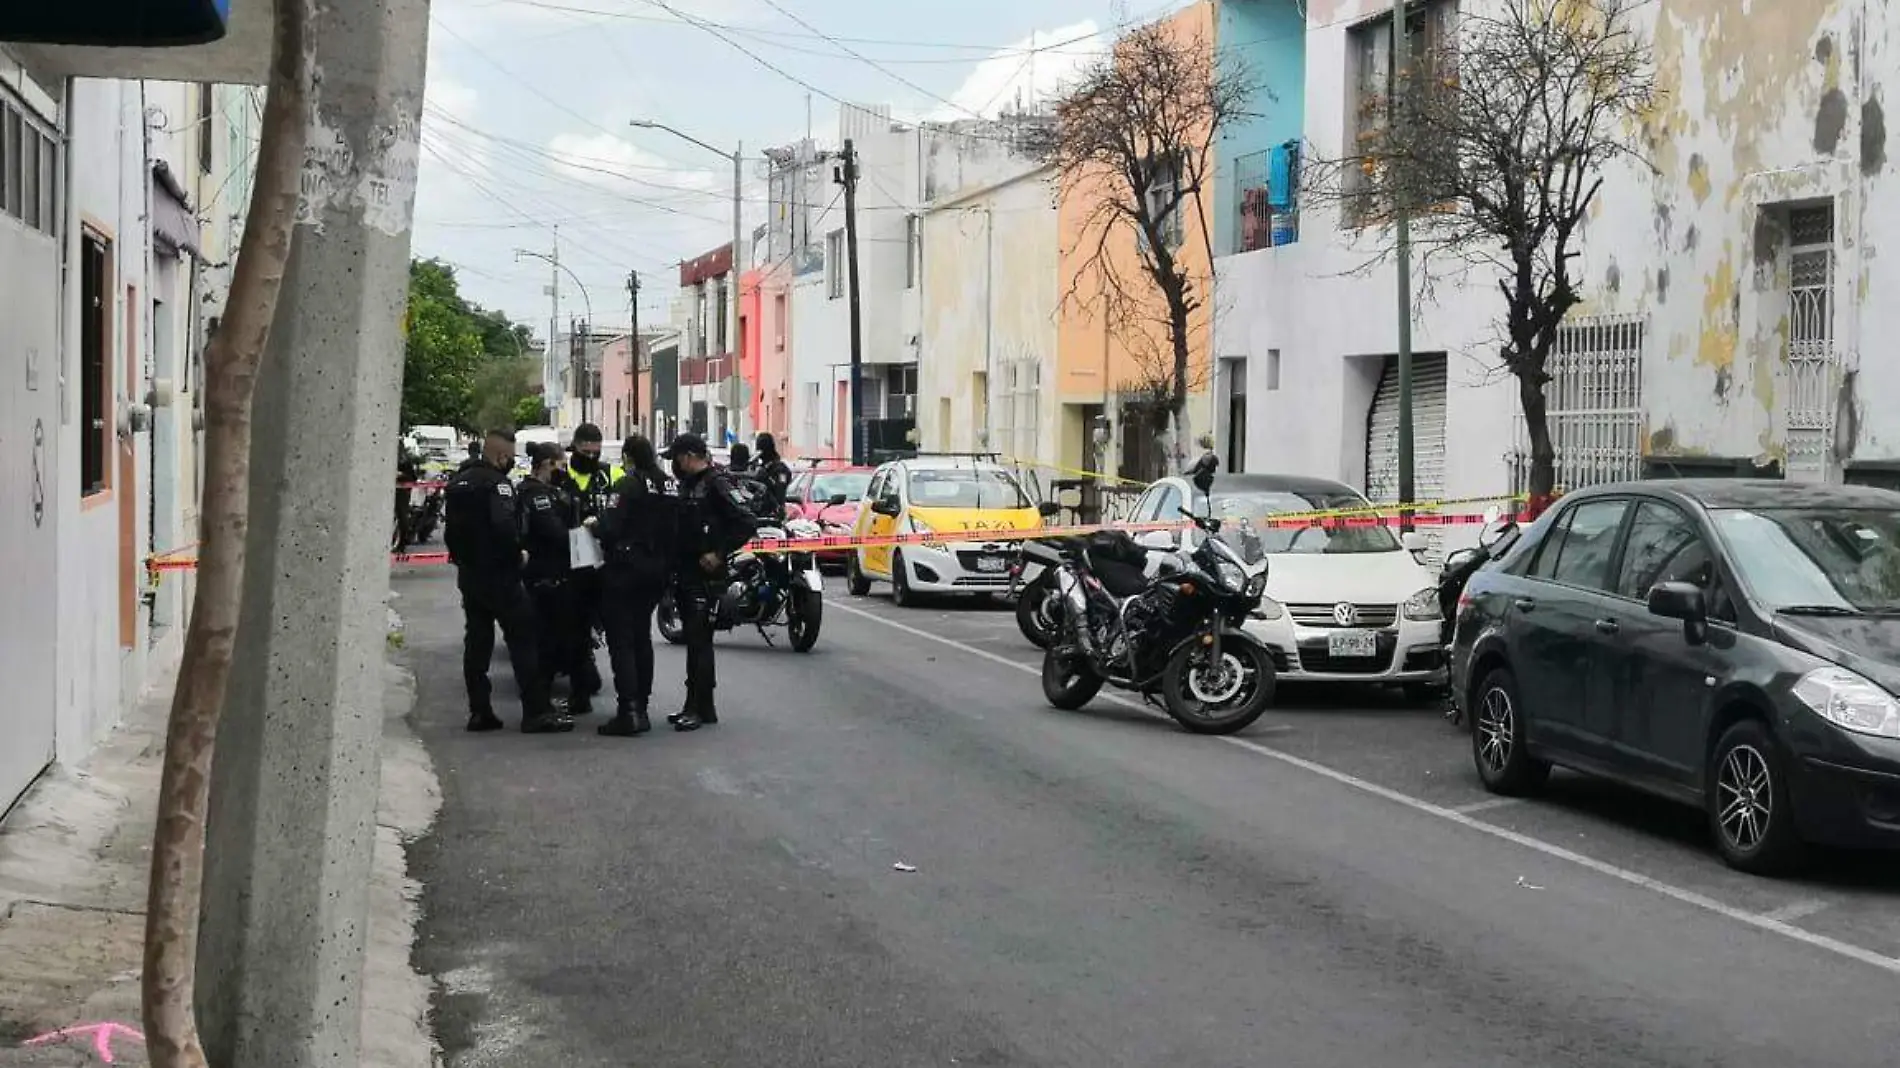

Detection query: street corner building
(0, 20), (267, 816)
(1213, 0), (1900, 560)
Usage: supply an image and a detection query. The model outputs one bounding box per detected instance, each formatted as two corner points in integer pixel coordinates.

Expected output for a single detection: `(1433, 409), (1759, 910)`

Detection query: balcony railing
(1231, 143), (1301, 253)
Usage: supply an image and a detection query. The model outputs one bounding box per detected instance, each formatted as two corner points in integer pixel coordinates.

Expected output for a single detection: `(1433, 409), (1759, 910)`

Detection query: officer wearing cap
(589, 434), (678, 736)
(661, 431), (757, 731)
(519, 442), (594, 717)
(558, 423), (621, 702)
(442, 428), (572, 734)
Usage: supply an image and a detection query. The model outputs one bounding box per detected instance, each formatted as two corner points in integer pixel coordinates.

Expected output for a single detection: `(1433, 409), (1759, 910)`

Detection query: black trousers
(527, 574), (592, 699)
(676, 575), (721, 711)
(602, 569), (664, 708)
(459, 569), (550, 720)
(570, 568), (605, 694)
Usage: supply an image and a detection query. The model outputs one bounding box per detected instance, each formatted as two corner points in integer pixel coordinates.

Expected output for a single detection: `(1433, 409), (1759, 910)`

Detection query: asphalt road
(398, 566), (1900, 1068)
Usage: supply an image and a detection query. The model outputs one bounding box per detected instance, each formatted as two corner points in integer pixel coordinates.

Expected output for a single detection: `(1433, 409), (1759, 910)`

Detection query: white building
(0, 42), (262, 813)
(1217, 0), (1900, 551)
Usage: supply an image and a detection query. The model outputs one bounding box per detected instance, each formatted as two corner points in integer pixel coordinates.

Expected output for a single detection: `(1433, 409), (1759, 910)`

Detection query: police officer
(660, 432), (757, 732)
(753, 432), (793, 519)
(443, 429), (572, 734)
(557, 423), (621, 701)
(727, 441), (752, 475)
(518, 443), (594, 717)
(590, 434), (677, 737)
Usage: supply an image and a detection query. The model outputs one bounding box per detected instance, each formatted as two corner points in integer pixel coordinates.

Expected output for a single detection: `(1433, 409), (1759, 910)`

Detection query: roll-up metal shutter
(1365, 354), (1448, 564)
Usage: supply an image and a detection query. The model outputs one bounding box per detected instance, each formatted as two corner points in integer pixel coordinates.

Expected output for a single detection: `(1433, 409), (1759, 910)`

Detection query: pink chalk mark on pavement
(22, 1022), (145, 1063)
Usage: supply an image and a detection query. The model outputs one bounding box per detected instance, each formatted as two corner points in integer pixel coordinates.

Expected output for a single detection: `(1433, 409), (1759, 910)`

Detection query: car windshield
(809, 472), (872, 502)
(906, 467), (1032, 509)
(1204, 490), (1400, 561)
(1713, 506), (1900, 613)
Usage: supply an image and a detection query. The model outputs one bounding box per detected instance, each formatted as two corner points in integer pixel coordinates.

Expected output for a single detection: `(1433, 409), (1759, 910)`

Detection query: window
(80, 233), (111, 495)
(1532, 499), (1628, 591)
(1139, 155), (1184, 252)
(774, 292), (787, 350)
(826, 229), (846, 299)
(1347, 0), (1459, 220)
(2, 106), (20, 219)
(1714, 505), (1900, 613)
(1512, 315), (1644, 495)
(905, 214), (921, 288)
(1783, 203), (1837, 478)
(712, 277), (728, 354)
(1615, 502), (1732, 623)
(904, 467), (1032, 510)
(198, 83), (214, 174)
(1266, 350), (1281, 391)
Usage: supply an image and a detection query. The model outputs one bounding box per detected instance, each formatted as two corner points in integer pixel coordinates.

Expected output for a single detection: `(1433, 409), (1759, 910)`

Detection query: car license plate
(975, 556), (1007, 573)
(1328, 630), (1378, 658)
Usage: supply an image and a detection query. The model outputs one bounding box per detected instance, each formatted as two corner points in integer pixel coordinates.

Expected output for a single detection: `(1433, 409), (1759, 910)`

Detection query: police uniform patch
(531, 495), (551, 511)
(496, 482), (514, 498)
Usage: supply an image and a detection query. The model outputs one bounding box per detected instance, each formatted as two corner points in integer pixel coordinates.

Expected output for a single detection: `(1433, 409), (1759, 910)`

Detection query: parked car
(1129, 473), (1446, 699)
(787, 466), (875, 571)
(1452, 479), (1900, 874)
(848, 456), (1058, 605)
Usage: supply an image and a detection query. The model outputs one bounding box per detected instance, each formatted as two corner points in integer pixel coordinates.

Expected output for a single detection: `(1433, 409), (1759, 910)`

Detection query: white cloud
(435, 0), (768, 42)
(545, 132), (724, 195)
(936, 20), (1106, 120)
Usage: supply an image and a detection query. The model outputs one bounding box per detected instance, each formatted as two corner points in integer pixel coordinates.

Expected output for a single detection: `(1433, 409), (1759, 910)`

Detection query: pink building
(598, 334), (642, 441)
(742, 264), (794, 454)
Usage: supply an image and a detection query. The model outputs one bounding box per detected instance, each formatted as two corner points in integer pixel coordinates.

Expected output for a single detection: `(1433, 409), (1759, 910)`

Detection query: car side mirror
(1400, 531), (1429, 553)
(1648, 581), (1707, 623)
(870, 498), (900, 517)
(1038, 501), (1061, 518)
(827, 493), (849, 507)
(786, 493), (804, 505)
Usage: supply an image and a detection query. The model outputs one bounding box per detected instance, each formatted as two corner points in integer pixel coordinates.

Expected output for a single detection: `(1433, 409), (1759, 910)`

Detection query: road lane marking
(1453, 798), (1522, 815)
(1761, 898), (1832, 923)
(830, 599), (1900, 977)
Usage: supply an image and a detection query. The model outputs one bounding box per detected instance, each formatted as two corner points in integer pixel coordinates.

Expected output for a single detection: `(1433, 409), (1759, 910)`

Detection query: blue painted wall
(1215, 0), (1307, 255)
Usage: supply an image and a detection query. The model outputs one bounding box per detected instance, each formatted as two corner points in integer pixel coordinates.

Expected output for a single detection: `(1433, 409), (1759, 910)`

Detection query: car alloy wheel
(1469, 667), (1548, 795)
(1716, 742), (1773, 854)
(1476, 687), (1515, 776)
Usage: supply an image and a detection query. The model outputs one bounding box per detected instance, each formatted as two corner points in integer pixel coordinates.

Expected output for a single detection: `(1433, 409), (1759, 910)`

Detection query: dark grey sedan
(1450, 479), (1900, 874)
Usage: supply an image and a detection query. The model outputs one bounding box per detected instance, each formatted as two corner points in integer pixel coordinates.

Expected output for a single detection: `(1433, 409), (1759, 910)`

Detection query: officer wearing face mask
(557, 424), (621, 702)
(518, 442), (594, 717)
(661, 432), (757, 731)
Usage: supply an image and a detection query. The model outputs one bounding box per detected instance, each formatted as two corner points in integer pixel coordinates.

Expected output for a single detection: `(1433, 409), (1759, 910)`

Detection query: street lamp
(514, 248), (595, 424)
(630, 119), (743, 438)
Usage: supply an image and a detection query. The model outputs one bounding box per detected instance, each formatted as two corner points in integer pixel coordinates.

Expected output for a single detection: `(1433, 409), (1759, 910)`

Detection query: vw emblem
(1332, 602), (1359, 627)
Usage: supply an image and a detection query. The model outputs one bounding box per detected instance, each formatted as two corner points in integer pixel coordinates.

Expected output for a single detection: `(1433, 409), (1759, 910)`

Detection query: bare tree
(141, 4), (312, 1065)
(1304, 0), (1656, 508)
(1027, 17), (1252, 476)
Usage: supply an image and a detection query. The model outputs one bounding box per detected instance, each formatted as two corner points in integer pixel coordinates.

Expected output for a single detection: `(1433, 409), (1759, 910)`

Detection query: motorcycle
(1035, 508), (1277, 735)
(657, 516), (825, 652)
(1010, 552), (1060, 649)
(1438, 507), (1521, 725)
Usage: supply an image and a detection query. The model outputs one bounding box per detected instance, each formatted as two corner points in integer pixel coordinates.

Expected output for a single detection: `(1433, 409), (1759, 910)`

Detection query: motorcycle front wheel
(1040, 648), (1104, 711)
(788, 589), (822, 652)
(1014, 572), (1060, 649)
(655, 588), (687, 645)
(1160, 638), (1276, 735)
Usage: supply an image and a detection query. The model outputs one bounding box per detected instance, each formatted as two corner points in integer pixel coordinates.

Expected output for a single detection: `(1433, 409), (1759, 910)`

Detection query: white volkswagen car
(1130, 473), (1447, 699)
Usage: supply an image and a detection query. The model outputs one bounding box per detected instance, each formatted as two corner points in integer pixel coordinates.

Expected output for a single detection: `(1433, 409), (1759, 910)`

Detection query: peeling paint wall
(919, 166), (1061, 467)
(1218, 0), (1900, 500)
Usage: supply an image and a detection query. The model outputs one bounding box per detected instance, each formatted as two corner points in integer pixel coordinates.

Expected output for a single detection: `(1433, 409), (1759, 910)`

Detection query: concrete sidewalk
(0, 609), (440, 1066)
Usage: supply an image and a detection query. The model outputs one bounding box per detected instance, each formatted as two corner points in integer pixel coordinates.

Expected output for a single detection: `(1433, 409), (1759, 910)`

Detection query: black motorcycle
(1010, 553), (1061, 649)
(657, 516), (825, 652)
(1035, 508), (1277, 735)
(1438, 509), (1520, 724)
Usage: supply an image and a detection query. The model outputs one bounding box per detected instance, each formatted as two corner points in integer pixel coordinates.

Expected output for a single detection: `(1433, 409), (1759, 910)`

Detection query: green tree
(401, 259), (539, 432)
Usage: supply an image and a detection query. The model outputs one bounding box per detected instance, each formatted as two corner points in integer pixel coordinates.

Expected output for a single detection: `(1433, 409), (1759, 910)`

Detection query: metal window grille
(1509, 315), (1645, 494)
(1784, 204), (1836, 480)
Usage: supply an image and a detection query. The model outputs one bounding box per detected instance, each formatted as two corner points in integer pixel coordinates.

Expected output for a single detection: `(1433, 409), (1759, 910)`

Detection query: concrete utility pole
(731, 140), (743, 440)
(551, 226), (561, 418)
(839, 138), (865, 465)
(627, 269), (641, 435)
(1389, 0), (1416, 530)
(195, 0), (431, 1063)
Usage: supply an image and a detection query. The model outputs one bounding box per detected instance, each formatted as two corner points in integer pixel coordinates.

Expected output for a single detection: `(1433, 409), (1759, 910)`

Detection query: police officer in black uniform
(518, 443), (594, 717)
(753, 432), (794, 519)
(727, 441), (752, 475)
(443, 429), (573, 734)
(661, 432), (757, 732)
(558, 423), (617, 701)
(590, 434), (678, 737)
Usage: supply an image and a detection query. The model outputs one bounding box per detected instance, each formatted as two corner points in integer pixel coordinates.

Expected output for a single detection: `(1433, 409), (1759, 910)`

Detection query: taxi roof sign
(0, 0), (230, 47)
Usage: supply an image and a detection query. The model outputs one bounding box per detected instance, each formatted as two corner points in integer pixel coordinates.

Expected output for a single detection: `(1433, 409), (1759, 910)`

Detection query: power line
(752, 0), (986, 121)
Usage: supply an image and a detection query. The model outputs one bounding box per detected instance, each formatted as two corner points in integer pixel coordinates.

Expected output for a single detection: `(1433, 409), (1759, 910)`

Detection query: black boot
(521, 710), (576, 734)
(599, 700), (650, 737)
(467, 709), (504, 733)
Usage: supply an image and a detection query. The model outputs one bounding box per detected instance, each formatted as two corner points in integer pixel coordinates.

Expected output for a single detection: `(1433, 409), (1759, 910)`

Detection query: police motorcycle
(1033, 485), (1277, 735)
(1437, 506), (1521, 725)
(656, 482), (825, 653)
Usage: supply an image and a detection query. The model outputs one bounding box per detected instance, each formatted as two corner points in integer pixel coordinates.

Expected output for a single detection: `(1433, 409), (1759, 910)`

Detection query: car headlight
(1402, 587), (1442, 621)
(1792, 666), (1900, 739)
(1250, 595), (1284, 621)
(910, 519), (946, 550)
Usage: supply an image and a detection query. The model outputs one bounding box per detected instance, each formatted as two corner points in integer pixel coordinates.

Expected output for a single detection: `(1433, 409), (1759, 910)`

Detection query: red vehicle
(786, 465), (875, 571)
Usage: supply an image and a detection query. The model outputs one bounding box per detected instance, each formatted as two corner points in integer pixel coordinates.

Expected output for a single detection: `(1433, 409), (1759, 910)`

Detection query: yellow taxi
(845, 456), (1057, 606)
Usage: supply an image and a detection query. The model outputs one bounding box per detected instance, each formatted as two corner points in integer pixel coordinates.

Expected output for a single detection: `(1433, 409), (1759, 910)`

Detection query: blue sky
(414, 0), (1185, 341)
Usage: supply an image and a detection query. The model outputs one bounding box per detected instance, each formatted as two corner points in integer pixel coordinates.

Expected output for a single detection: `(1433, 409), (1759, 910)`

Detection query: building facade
(0, 46), (262, 814)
